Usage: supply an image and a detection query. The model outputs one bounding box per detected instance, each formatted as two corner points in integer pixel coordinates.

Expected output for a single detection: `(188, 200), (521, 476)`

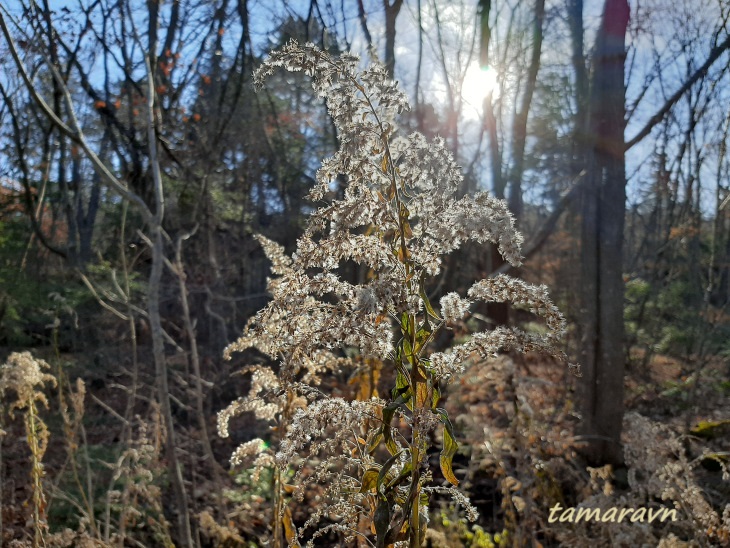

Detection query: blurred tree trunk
(356, 0), (402, 78)
(383, 0), (403, 77)
(482, 0), (545, 328)
(506, 0), (545, 222)
(481, 2), (507, 326)
(578, 0), (630, 465)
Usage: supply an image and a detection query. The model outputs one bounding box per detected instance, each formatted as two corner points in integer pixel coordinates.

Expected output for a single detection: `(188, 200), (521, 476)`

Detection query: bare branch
(0, 8), (153, 223)
(626, 33), (730, 151)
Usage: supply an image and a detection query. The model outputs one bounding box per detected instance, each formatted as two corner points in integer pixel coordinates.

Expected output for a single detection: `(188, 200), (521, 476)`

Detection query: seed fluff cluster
(221, 40), (577, 545)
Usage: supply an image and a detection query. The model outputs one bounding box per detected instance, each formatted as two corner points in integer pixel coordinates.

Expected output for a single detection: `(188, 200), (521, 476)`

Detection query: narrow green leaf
(414, 324), (432, 354)
(394, 369), (413, 412)
(374, 498), (391, 548)
(387, 179), (396, 200)
(367, 432), (384, 455)
(377, 450), (404, 495)
(403, 337), (413, 361)
(394, 370), (409, 396)
(382, 390), (409, 455)
(385, 460), (412, 493)
(419, 279), (441, 320)
(403, 220), (413, 239)
(399, 202), (410, 219)
(431, 381), (441, 409)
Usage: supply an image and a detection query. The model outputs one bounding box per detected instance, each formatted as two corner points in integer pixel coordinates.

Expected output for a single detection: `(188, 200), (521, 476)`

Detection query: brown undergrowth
(429, 350), (730, 547)
(0, 343), (727, 547)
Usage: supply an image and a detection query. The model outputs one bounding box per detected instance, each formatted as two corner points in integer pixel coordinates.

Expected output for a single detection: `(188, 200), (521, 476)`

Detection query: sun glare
(460, 63), (498, 116)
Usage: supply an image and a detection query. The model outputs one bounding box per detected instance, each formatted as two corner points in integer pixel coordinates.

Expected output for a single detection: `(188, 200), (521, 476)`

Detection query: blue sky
(1, 0), (727, 215)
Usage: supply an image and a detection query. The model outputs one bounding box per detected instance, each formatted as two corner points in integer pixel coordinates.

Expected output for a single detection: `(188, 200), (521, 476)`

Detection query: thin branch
(0, 8), (154, 222)
(77, 271), (130, 321)
(626, 33), (730, 151)
(90, 395), (129, 426)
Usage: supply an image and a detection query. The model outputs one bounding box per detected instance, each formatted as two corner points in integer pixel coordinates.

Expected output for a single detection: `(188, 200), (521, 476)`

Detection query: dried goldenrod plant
(553, 413), (730, 547)
(0, 352), (57, 548)
(219, 41), (576, 547)
(110, 407), (174, 548)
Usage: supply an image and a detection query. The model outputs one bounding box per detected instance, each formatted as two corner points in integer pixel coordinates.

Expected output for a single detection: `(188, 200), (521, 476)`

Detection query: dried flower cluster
(105, 408), (174, 547)
(623, 412), (730, 544)
(0, 352), (57, 546)
(553, 412), (730, 547)
(0, 352), (56, 416)
(220, 41), (575, 546)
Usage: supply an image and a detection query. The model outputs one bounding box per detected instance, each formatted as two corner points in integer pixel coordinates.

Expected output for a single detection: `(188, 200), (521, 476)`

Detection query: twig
(90, 394), (129, 426)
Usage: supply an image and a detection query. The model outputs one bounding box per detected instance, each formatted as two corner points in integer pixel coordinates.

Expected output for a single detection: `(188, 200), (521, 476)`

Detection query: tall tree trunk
(507, 0), (545, 221)
(568, 0), (589, 144)
(578, 0), (630, 465)
(482, 0), (545, 329)
(383, 0), (403, 78)
(481, 10), (508, 326)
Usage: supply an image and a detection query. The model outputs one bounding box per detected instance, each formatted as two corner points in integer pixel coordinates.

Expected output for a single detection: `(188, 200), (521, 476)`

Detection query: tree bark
(578, 0), (630, 465)
(507, 0), (545, 221)
(143, 22), (195, 540)
(383, 0), (403, 78)
(482, 15), (507, 326)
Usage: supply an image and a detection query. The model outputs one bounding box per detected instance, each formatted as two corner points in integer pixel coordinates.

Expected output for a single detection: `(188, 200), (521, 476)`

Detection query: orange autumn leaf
(93, 100), (106, 109)
(159, 60), (172, 77)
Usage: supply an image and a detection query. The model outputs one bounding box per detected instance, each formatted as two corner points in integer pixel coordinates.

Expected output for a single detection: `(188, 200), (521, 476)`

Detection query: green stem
(273, 466), (283, 548)
(406, 314), (427, 548)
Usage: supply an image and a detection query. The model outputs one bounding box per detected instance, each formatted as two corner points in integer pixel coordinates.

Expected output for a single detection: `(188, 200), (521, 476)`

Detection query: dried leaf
(436, 409), (459, 486)
(282, 506), (300, 546)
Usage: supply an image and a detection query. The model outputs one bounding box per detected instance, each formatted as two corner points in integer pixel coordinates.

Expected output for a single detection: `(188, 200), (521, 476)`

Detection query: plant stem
(27, 401), (47, 548)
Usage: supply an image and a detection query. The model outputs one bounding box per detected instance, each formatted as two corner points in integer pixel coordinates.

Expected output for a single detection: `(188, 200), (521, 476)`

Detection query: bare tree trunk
(143, 34), (196, 541)
(482, 9), (507, 326)
(383, 0), (403, 78)
(507, 0), (545, 221)
(568, 0), (589, 143)
(174, 232), (227, 518)
(148, 226), (194, 546)
(578, 0), (629, 466)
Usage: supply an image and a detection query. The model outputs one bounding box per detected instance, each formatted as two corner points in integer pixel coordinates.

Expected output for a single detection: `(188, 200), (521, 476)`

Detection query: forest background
(0, 0), (729, 546)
